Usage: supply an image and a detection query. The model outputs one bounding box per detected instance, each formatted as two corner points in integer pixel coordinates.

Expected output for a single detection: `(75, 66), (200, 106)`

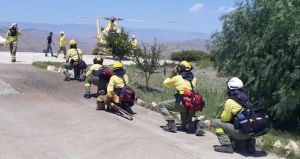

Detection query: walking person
(5, 23), (21, 62)
(54, 31), (67, 58)
(45, 32), (55, 57)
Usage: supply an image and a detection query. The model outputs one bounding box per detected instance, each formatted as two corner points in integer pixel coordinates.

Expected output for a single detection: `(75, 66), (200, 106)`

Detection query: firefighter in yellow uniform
(131, 35), (138, 49)
(212, 77), (255, 154)
(103, 61), (134, 114)
(55, 31), (67, 58)
(158, 61), (205, 135)
(62, 39), (84, 81)
(84, 56), (112, 101)
(5, 23), (21, 62)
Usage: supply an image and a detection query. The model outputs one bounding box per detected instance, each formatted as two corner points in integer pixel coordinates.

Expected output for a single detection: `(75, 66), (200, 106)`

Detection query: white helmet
(11, 23), (17, 28)
(227, 77), (243, 89)
(131, 35), (136, 38)
(60, 31), (64, 35)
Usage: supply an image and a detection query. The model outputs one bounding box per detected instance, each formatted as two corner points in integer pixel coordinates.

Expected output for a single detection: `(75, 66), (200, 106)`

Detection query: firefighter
(104, 61), (134, 114)
(158, 61), (205, 136)
(84, 56), (113, 100)
(55, 31), (67, 58)
(212, 77), (255, 154)
(5, 23), (21, 62)
(62, 39), (84, 81)
(131, 35), (138, 49)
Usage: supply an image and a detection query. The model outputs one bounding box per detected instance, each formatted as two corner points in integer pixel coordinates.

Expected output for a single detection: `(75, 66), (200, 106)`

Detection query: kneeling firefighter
(102, 61), (135, 114)
(84, 56), (113, 99)
(159, 61), (205, 135)
(62, 39), (87, 81)
(212, 77), (269, 154)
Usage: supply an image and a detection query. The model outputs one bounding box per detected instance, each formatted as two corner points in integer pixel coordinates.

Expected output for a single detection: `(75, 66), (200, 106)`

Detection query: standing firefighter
(84, 56), (113, 99)
(158, 61), (205, 136)
(5, 23), (21, 62)
(130, 35), (138, 49)
(62, 39), (86, 81)
(103, 61), (135, 114)
(55, 31), (67, 58)
(212, 77), (264, 154)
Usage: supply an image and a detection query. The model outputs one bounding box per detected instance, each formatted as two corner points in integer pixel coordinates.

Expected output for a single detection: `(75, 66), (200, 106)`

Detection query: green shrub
(171, 50), (209, 62)
(106, 30), (133, 59)
(211, 0), (300, 129)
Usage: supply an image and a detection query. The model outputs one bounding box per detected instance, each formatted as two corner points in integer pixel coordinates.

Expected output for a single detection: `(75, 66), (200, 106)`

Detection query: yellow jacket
(5, 29), (21, 43)
(221, 99), (243, 122)
(60, 35), (67, 47)
(131, 39), (138, 49)
(86, 64), (102, 78)
(107, 74), (129, 103)
(66, 48), (83, 62)
(163, 75), (196, 94)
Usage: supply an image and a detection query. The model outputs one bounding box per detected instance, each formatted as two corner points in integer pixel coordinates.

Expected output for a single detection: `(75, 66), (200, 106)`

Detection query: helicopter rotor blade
(122, 18), (182, 24)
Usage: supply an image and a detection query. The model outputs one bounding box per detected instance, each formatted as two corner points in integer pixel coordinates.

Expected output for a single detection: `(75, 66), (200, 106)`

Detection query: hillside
(0, 22), (210, 55)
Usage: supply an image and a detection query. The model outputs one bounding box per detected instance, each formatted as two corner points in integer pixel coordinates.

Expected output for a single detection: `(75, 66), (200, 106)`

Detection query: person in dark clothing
(46, 32), (55, 57)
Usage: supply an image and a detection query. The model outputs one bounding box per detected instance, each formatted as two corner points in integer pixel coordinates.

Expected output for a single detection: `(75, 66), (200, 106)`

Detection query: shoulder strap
(75, 49), (81, 60)
(121, 76), (127, 87)
(189, 80), (194, 91)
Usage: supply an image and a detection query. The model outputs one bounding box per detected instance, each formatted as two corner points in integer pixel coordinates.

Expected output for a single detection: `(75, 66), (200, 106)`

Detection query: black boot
(245, 138), (256, 154)
(84, 93), (91, 99)
(163, 120), (177, 132)
(214, 145), (234, 153)
(195, 121), (205, 136)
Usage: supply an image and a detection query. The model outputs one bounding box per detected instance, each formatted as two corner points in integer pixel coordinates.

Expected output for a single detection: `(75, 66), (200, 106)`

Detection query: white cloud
(218, 6), (226, 12)
(190, 3), (203, 13)
(227, 7), (236, 12)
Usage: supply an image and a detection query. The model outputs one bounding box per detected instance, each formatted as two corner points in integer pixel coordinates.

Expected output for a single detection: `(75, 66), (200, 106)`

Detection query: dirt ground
(0, 64), (275, 159)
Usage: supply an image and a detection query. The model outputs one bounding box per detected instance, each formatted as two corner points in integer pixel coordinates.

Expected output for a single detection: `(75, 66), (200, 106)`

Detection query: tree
(106, 29), (133, 59)
(133, 40), (163, 89)
(211, 0), (300, 129)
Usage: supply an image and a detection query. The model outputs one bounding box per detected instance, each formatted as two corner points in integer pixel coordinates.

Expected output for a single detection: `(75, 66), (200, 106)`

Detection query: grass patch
(195, 60), (213, 69)
(257, 129), (300, 158)
(32, 61), (63, 69)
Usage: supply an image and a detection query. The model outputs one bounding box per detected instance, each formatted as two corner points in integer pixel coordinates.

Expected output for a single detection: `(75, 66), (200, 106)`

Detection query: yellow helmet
(69, 39), (77, 45)
(178, 61), (192, 71)
(113, 61), (123, 70)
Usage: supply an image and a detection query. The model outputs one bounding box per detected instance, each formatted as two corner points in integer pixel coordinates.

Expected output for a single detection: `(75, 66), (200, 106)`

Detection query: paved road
(0, 52), (133, 65)
(0, 64), (276, 159)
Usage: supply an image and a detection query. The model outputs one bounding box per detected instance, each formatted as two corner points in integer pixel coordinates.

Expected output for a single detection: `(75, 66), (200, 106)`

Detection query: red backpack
(119, 76), (135, 106)
(182, 81), (205, 111)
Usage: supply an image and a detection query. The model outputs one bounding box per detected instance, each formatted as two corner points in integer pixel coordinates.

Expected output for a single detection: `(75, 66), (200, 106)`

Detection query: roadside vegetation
(32, 61), (62, 69)
(209, 0), (300, 158)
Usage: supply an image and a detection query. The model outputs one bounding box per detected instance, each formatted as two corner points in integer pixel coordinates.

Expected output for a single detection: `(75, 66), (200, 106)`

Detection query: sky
(1, 0), (236, 34)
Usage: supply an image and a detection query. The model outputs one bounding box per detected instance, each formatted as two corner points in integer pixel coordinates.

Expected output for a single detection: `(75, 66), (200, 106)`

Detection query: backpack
(93, 67), (113, 80)
(118, 76), (135, 106)
(73, 49), (87, 70)
(234, 105), (270, 137)
(182, 81), (205, 111)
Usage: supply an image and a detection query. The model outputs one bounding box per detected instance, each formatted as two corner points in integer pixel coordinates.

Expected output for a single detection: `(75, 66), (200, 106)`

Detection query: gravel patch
(0, 81), (19, 96)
